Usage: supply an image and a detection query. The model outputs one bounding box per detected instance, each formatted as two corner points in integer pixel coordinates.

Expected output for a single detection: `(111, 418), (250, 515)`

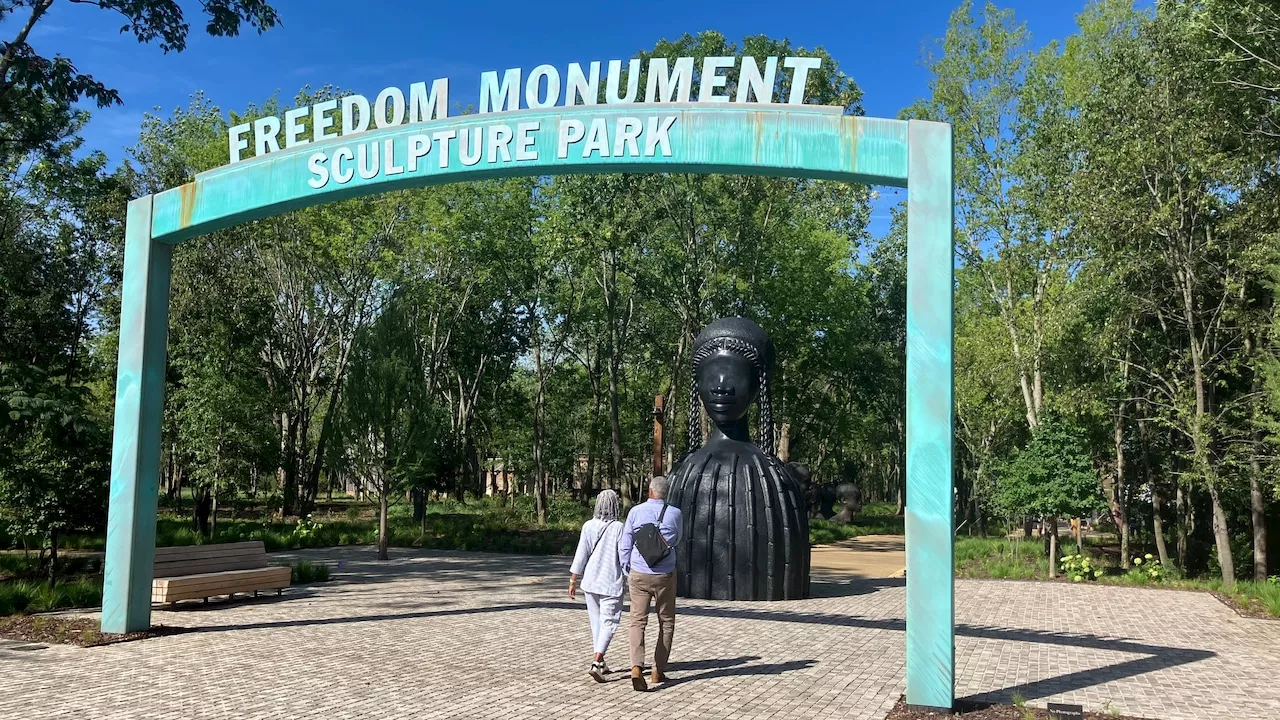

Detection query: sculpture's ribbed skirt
(667, 450), (809, 601)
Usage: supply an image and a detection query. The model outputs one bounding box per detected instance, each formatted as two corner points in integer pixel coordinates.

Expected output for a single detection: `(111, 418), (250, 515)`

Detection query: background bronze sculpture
(666, 317), (809, 601)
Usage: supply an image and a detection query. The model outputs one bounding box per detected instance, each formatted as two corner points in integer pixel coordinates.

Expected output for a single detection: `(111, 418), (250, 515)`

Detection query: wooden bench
(152, 541), (291, 606)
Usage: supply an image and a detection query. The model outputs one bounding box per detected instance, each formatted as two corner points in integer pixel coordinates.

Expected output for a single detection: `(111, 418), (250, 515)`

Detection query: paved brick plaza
(3, 548), (1279, 720)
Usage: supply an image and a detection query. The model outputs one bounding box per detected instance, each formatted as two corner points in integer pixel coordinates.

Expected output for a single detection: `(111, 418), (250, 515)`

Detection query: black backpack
(633, 502), (672, 568)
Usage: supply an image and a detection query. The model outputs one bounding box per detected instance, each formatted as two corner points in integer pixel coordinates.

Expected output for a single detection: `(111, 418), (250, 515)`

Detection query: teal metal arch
(103, 103), (954, 710)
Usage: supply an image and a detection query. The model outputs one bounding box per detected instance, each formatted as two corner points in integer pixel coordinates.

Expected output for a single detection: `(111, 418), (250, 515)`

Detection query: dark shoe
(589, 662), (606, 683)
(631, 666), (648, 692)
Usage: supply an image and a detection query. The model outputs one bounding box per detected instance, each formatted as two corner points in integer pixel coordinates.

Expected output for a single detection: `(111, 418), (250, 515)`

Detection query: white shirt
(570, 518), (625, 597)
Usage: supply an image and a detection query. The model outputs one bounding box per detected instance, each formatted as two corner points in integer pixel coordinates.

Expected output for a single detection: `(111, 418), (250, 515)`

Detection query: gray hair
(649, 476), (669, 499)
(593, 489), (621, 521)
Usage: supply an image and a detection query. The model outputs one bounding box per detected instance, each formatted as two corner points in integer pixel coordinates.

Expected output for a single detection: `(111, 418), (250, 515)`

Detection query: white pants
(585, 591), (623, 656)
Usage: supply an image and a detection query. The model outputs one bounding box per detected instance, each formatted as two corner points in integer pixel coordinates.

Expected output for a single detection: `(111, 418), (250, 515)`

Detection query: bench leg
(203, 597), (208, 605)
(253, 590), (258, 598)
(277, 588), (282, 596)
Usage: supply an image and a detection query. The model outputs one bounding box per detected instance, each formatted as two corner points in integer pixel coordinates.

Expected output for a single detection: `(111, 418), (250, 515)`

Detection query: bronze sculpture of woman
(666, 316), (809, 601)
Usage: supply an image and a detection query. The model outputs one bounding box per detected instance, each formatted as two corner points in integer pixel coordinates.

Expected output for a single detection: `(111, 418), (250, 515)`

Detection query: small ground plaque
(1048, 703), (1084, 720)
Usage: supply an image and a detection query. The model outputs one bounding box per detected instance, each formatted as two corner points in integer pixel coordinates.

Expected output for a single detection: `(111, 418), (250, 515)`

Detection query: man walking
(618, 475), (682, 691)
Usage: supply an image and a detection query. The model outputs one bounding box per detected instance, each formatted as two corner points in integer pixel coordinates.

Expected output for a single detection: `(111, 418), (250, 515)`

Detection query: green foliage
(1132, 554), (1165, 582)
(288, 560), (330, 584)
(0, 365), (109, 547)
(1059, 553), (1104, 582)
(0, 578), (103, 617)
(992, 415), (1104, 522)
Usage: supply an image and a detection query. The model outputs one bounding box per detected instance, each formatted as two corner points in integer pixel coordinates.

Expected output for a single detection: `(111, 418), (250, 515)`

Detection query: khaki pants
(628, 570), (676, 670)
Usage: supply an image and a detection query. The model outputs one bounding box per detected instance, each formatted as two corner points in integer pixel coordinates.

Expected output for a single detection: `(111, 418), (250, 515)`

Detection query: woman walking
(568, 489), (626, 682)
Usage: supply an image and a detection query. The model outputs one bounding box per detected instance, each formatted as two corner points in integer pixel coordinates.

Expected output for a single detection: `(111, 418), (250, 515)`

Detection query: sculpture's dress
(667, 438), (809, 601)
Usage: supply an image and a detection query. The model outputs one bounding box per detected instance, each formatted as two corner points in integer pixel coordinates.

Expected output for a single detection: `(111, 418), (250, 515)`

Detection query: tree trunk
(378, 490), (389, 561)
(1250, 371), (1269, 582)
(47, 528), (58, 588)
(1175, 484), (1190, 571)
(1047, 516), (1059, 579)
(1104, 397), (1130, 569)
(1251, 457), (1268, 582)
(894, 418), (905, 516)
(194, 487), (213, 538)
(1075, 519), (1083, 555)
(1151, 481), (1171, 568)
(1207, 482), (1235, 587)
(608, 357), (623, 493)
(412, 488), (426, 523)
(532, 319), (549, 527)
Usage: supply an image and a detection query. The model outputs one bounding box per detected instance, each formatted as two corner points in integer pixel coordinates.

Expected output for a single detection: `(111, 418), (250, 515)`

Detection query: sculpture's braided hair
(686, 337), (775, 457)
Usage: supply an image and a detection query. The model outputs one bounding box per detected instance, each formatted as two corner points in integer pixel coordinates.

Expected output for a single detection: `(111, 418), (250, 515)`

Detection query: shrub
(1060, 553), (1103, 582)
(0, 578), (102, 616)
(289, 560), (331, 584)
(1132, 554), (1165, 582)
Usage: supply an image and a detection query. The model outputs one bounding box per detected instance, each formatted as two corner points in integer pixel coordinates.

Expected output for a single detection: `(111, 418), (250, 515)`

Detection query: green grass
(954, 537), (1050, 580)
(954, 537), (1280, 618)
(0, 578), (102, 616)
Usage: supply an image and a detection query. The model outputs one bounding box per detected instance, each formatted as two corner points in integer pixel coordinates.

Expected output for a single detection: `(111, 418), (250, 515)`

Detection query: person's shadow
(610, 655), (817, 690)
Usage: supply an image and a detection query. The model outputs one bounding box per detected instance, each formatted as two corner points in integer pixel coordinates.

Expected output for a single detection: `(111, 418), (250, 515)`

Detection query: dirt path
(809, 534), (906, 578)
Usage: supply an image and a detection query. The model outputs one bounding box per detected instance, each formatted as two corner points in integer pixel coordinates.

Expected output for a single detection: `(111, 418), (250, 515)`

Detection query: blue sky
(25, 0), (1088, 236)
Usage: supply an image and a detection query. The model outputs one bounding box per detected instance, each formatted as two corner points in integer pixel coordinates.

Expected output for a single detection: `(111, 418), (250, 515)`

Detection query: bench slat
(153, 541), (265, 563)
(155, 555), (265, 577)
(154, 567), (291, 592)
(152, 567), (291, 603)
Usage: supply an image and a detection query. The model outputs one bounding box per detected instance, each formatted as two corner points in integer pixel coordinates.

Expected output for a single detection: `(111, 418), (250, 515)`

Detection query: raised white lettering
(515, 122), (539, 161)
(374, 87), (406, 129)
(487, 124), (513, 163)
(699, 57), (735, 102)
(737, 57), (778, 103)
(583, 118), (610, 158)
(644, 57), (694, 103)
(480, 68), (521, 113)
(229, 122), (251, 164)
(384, 139), (404, 176)
(332, 146), (355, 184)
(557, 118), (585, 158)
(566, 62), (600, 106)
(525, 65), (560, 109)
(408, 79), (448, 123)
(614, 117), (643, 156)
(307, 151), (329, 188)
(341, 95), (370, 135)
(357, 142), (378, 179)
(312, 99), (339, 141)
(284, 107), (309, 149)
(784, 57), (822, 104)
(433, 129), (457, 168)
(408, 134), (431, 171)
(606, 59), (641, 104)
(458, 127), (483, 166)
(644, 115), (676, 157)
(253, 116), (281, 156)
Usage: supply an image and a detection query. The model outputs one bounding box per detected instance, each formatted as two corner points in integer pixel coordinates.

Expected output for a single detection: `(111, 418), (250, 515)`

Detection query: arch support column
(904, 118), (955, 711)
(102, 195), (172, 634)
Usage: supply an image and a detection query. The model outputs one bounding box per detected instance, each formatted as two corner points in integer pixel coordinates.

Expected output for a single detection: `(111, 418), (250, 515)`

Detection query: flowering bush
(1132, 553), (1164, 582)
(1060, 553), (1103, 582)
(292, 515), (323, 542)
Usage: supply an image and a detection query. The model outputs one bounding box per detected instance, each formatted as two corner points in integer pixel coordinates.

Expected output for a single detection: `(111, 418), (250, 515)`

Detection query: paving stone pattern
(3, 547), (1279, 720)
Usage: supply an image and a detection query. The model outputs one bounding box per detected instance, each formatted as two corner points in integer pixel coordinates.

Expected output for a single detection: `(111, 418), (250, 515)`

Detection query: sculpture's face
(696, 347), (759, 425)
